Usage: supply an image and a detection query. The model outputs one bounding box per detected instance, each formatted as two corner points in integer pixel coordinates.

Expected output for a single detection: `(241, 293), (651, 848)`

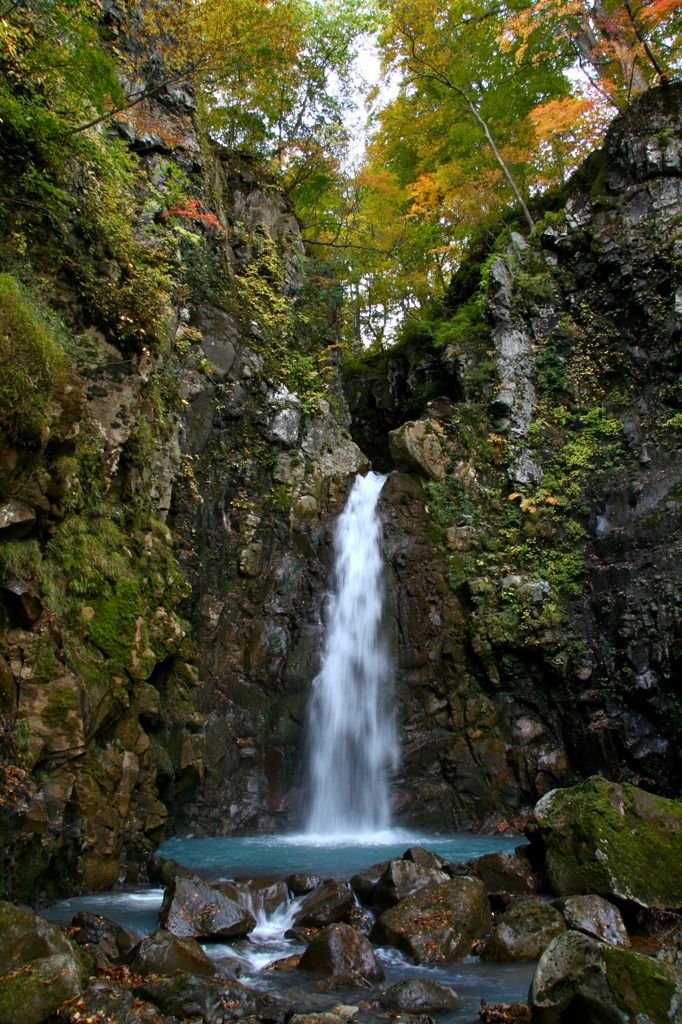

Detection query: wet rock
(388, 419), (449, 482)
(289, 1014), (347, 1024)
(286, 872), (323, 897)
(65, 978), (180, 1024)
(530, 930), (682, 1023)
(293, 881), (356, 927)
(0, 952), (87, 1024)
(136, 975), (288, 1022)
(70, 910), (140, 962)
(535, 776), (682, 908)
(373, 876), (491, 964)
(471, 851), (540, 895)
(379, 978), (461, 1012)
(554, 894), (629, 946)
(159, 874), (256, 939)
(481, 897), (566, 962)
(298, 922), (385, 982)
(128, 929), (217, 976)
(403, 847), (448, 870)
(344, 904), (374, 937)
(374, 859), (449, 910)
(350, 861), (391, 904)
(246, 878), (290, 914)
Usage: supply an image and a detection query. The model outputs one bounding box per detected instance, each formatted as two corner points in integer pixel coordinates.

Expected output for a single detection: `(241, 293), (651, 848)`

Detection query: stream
(44, 832), (536, 1023)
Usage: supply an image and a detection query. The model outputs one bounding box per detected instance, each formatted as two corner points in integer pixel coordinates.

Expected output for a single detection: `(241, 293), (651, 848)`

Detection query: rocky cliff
(346, 84), (682, 829)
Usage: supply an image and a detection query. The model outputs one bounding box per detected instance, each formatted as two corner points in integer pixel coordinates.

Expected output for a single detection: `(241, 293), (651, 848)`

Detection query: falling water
(305, 471), (398, 835)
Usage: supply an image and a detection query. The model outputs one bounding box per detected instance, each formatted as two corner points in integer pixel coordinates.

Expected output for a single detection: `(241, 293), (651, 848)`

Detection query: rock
(286, 872), (323, 897)
(400, 852), (445, 877)
(388, 419), (449, 482)
(293, 881), (356, 927)
(0, 501), (35, 540)
(70, 911), (140, 962)
(379, 978), (461, 1012)
(128, 929), (217, 976)
(374, 859), (450, 909)
(350, 861), (390, 904)
(471, 851), (540, 894)
(136, 975), (288, 1022)
(298, 922), (385, 982)
(0, 900), (76, 971)
(481, 897), (566, 962)
(373, 876), (491, 964)
(69, 979), (148, 1024)
(0, 952), (87, 1024)
(535, 776), (682, 908)
(555, 894), (629, 946)
(0, 577), (43, 628)
(159, 874), (256, 939)
(315, 971), (375, 991)
(344, 904), (374, 936)
(289, 1015), (347, 1024)
(530, 930), (682, 1023)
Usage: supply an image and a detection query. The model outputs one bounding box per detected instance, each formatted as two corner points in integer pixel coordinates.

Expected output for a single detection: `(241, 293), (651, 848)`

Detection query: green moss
(42, 686), (79, 729)
(88, 578), (145, 665)
(0, 273), (68, 445)
(604, 945), (677, 1022)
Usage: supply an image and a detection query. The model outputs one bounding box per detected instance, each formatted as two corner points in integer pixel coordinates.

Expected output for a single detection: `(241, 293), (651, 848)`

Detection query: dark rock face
(374, 858), (450, 909)
(135, 975), (288, 1023)
(70, 911), (140, 962)
(373, 876), (491, 963)
(535, 776), (682, 908)
(471, 851), (540, 894)
(159, 875), (256, 939)
(298, 922), (385, 982)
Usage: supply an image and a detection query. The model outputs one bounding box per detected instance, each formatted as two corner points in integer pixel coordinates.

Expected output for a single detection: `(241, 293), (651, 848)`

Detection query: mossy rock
(0, 952), (87, 1024)
(535, 776), (682, 908)
(531, 930), (682, 1023)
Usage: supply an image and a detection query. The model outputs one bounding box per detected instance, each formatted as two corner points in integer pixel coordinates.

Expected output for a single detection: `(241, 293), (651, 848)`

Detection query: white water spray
(305, 471), (398, 835)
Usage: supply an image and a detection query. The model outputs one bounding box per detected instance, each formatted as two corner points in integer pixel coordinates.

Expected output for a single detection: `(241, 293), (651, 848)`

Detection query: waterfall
(305, 471), (398, 836)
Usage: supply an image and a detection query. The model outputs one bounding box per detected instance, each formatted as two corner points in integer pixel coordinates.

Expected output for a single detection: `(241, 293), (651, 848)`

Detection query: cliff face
(0, 55), (365, 900)
(346, 84), (682, 829)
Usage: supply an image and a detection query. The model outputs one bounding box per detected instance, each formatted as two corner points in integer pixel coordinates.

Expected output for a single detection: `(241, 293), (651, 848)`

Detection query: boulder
(70, 979), (170, 1024)
(373, 876), (491, 964)
(471, 851), (540, 894)
(403, 847), (448, 870)
(350, 861), (390, 904)
(555, 894), (629, 946)
(286, 873), (324, 895)
(374, 859), (449, 909)
(344, 904), (374, 936)
(0, 900), (76, 971)
(71, 911), (140, 962)
(128, 929), (216, 977)
(293, 881), (355, 927)
(388, 419), (449, 482)
(481, 897), (566, 962)
(0, 952), (87, 1024)
(159, 874), (256, 939)
(530, 930), (682, 1023)
(479, 1003), (531, 1023)
(136, 975), (288, 1022)
(246, 878), (289, 914)
(379, 978), (461, 1012)
(535, 776), (682, 908)
(298, 922), (385, 982)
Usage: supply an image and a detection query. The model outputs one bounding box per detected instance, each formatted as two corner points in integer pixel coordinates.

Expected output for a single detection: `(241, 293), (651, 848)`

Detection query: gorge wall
(1, 45), (681, 902)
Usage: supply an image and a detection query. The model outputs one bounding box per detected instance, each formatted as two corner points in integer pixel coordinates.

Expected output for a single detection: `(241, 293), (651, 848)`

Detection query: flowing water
(305, 471), (397, 835)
